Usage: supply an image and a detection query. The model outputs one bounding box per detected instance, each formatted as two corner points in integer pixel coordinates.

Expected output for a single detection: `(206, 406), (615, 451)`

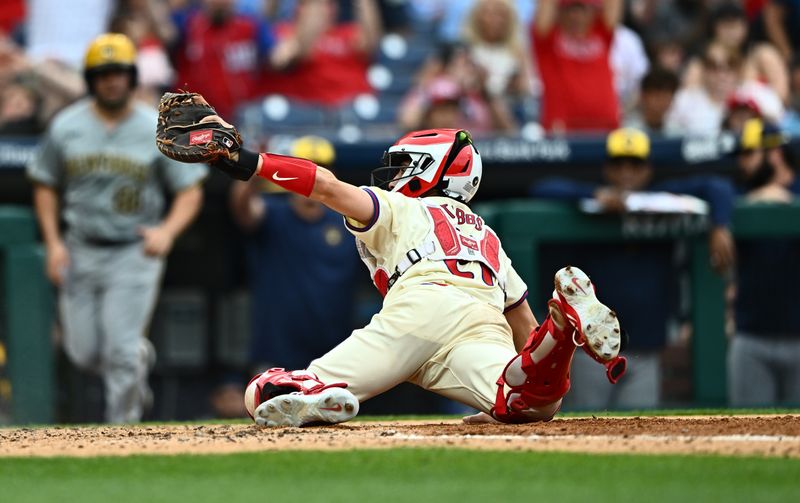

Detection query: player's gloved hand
(208, 145), (261, 182)
(155, 92), (260, 181)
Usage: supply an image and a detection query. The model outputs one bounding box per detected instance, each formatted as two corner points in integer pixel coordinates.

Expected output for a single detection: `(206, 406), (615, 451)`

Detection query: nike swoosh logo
(320, 404), (343, 412)
(272, 172), (298, 182)
(571, 277), (588, 295)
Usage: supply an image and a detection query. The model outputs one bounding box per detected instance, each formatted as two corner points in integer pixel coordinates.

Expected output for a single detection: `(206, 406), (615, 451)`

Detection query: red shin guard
(256, 153), (318, 196)
(492, 314), (577, 423)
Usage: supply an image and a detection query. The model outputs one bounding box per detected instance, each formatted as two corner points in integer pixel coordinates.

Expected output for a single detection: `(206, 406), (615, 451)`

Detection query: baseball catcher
(156, 92), (627, 426)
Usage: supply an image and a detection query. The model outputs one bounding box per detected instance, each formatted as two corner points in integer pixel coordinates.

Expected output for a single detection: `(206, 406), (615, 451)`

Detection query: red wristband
(256, 153), (318, 197)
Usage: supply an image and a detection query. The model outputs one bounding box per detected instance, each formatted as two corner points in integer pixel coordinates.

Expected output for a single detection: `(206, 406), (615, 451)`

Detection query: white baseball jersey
(307, 187), (528, 412)
(345, 187), (528, 312)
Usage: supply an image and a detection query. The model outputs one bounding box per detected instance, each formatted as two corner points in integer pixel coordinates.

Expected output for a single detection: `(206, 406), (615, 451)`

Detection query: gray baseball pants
(728, 333), (800, 407)
(60, 238), (163, 423)
(561, 349), (661, 411)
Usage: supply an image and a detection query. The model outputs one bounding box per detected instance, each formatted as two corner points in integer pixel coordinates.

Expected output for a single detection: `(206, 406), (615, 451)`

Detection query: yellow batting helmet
(83, 33), (138, 91)
(291, 136), (336, 167)
(606, 128), (650, 160)
(740, 118), (788, 151)
(739, 118), (764, 151)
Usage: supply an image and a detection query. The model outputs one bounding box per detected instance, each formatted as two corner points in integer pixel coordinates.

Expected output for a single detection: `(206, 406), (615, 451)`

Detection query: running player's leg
(59, 243), (102, 371)
(99, 245), (163, 423)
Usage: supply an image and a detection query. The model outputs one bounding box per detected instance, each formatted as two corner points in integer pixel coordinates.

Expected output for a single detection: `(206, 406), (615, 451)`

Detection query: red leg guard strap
(256, 153), (318, 196)
(605, 356), (627, 383)
(492, 315), (577, 423)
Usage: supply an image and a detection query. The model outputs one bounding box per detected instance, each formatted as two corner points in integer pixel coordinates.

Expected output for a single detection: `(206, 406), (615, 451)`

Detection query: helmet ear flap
(380, 129), (481, 201)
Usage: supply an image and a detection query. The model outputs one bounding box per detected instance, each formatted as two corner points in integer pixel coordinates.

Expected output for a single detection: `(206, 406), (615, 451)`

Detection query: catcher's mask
(370, 129), (482, 203)
(83, 33), (138, 93)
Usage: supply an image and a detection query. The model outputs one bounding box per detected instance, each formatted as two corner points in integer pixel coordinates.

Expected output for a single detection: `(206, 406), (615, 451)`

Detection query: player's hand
(45, 240), (70, 287)
(746, 184), (793, 204)
(139, 226), (175, 257)
(595, 187), (627, 212)
(709, 226), (736, 273)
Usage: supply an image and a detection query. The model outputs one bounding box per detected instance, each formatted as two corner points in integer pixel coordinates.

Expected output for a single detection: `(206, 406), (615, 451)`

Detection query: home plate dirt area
(1, 415), (798, 458)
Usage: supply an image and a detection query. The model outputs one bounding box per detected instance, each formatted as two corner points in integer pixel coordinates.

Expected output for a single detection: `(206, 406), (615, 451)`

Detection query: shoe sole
(554, 266), (621, 361)
(254, 387), (359, 427)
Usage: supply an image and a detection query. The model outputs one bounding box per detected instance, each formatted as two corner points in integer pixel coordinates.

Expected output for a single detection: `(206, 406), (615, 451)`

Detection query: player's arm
(166, 112), (376, 224)
(32, 183), (69, 286)
(505, 300), (538, 353)
(252, 156), (375, 224)
(139, 184), (204, 257)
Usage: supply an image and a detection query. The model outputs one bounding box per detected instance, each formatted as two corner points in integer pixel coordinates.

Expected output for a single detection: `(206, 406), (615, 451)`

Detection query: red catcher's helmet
(371, 129), (482, 203)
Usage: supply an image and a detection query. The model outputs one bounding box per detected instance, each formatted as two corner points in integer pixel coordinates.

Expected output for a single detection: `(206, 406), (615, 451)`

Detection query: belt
(81, 236), (141, 248)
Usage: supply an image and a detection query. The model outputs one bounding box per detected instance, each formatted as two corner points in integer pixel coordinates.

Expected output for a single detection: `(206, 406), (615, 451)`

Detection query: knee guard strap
(492, 315), (576, 423)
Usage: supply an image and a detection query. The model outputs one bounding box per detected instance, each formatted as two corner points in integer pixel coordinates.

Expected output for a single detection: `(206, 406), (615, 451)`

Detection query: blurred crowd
(1, 0), (799, 141)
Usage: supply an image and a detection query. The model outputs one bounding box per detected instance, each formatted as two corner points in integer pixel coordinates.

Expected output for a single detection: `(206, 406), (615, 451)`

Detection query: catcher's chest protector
(357, 200), (509, 296)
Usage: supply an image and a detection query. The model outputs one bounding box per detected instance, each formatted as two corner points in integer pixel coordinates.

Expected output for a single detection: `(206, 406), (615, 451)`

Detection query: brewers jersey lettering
(308, 187), (528, 412)
(28, 98), (207, 242)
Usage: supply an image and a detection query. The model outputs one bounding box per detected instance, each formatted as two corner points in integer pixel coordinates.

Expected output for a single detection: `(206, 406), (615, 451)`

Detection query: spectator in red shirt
(532, 0), (623, 133)
(0, 0), (24, 35)
(263, 0), (381, 105)
(168, 0), (276, 118)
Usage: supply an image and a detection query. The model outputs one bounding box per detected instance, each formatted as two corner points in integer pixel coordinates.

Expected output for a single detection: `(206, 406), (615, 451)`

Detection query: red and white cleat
(244, 368), (359, 427)
(254, 387), (359, 427)
(553, 266), (622, 363)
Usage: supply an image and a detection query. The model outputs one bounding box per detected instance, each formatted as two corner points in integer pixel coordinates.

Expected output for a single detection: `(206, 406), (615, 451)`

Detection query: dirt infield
(1, 415), (798, 458)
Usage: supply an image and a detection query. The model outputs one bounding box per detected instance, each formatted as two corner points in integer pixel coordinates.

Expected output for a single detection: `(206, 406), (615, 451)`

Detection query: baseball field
(1, 410), (799, 503)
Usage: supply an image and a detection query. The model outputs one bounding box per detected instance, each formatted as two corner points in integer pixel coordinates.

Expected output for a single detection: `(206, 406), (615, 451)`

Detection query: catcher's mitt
(156, 92), (258, 180)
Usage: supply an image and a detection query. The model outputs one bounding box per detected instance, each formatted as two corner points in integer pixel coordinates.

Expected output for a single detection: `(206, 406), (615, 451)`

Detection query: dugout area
(2, 136), (800, 424)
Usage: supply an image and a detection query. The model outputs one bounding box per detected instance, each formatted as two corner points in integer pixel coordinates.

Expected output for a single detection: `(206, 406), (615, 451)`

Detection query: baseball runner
(156, 93), (627, 426)
(28, 35), (208, 423)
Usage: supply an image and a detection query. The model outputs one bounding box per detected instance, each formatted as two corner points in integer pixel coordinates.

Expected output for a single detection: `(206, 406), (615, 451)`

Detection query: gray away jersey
(27, 98), (208, 242)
